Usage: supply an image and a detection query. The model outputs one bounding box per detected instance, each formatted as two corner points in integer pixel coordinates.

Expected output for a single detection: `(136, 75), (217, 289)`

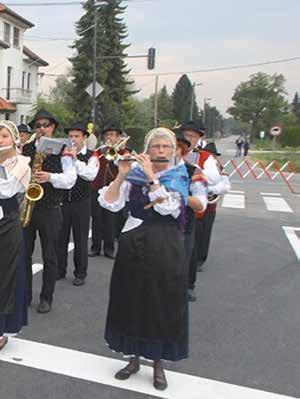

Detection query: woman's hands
(135, 153), (155, 181)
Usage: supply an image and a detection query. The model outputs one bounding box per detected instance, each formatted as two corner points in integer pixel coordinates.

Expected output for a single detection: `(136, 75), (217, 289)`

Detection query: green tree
(156, 85), (174, 123)
(228, 72), (289, 139)
(292, 92), (300, 120)
(172, 74), (200, 124)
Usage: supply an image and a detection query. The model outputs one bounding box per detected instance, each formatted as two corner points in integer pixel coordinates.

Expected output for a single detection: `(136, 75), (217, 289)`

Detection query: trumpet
(97, 136), (130, 161)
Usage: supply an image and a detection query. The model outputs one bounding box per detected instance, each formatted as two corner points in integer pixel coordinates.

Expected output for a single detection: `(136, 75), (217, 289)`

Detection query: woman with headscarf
(0, 120), (31, 350)
(98, 128), (190, 391)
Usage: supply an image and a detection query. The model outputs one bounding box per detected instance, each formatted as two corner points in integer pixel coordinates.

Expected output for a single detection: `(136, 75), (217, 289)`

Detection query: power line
(6, 0), (154, 5)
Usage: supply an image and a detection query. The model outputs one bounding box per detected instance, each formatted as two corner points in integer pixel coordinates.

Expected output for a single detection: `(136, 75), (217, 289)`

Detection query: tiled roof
(23, 46), (49, 67)
(0, 97), (16, 112)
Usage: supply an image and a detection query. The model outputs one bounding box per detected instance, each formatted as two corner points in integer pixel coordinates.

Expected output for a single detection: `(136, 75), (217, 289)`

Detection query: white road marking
(282, 226), (300, 262)
(32, 229), (92, 275)
(222, 194), (245, 209)
(263, 197), (293, 213)
(260, 193), (281, 196)
(0, 338), (295, 399)
(228, 190), (245, 194)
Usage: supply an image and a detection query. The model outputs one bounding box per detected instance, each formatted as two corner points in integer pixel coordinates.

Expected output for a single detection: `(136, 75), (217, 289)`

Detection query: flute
(118, 157), (169, 163)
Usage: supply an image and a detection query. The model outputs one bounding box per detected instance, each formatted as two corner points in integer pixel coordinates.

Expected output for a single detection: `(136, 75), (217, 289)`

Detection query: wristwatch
(148, 178), (160, 186)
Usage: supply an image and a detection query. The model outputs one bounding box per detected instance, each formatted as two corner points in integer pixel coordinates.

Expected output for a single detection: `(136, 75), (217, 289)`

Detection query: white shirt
(74, 145), (99, 181)
(0, 156), (30, 199)
(49, 155), (77, 189)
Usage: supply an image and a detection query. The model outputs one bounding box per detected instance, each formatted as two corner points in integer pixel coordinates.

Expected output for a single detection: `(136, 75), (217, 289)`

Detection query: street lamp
(203, 97), (211, 126)
(190, 82), (203, 120)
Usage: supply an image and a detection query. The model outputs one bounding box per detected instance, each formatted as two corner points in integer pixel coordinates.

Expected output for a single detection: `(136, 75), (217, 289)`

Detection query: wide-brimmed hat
(101, 124), (122, 136)
(173, 128), (191, 147)
(64, 122), (88, 136)
(203, 142), (221, 156)
(180, 120), (205, 136)
(29, 108), (59, 129)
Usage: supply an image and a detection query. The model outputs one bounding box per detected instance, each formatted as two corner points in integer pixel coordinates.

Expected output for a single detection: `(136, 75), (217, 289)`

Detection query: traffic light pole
(92, 0), (98, 127)
(154, 75), (159, 127)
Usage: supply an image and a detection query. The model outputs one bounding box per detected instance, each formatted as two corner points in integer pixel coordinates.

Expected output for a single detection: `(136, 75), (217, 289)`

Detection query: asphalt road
(0, 136), (299, 399)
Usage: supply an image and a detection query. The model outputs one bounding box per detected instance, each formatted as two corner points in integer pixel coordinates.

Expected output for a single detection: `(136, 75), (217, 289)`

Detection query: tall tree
(69, 0), (134, 128)
(156, 85), (174, 123)
(172, 74), (200, 124)
(292, 92), (300, 120)
(228, 72), (288, 138)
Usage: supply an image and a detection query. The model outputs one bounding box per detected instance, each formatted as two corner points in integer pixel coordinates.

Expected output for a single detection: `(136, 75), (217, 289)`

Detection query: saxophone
(21, 151), (45, 227)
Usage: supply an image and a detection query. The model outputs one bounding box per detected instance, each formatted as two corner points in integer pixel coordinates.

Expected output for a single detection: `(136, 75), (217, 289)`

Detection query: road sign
(270, 126), (282, 137)
(85, 82), (103, 98)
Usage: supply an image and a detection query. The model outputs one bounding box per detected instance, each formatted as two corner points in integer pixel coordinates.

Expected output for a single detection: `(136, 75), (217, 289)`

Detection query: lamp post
(203, 97), (211, 125)
(190, 82), (203, 120)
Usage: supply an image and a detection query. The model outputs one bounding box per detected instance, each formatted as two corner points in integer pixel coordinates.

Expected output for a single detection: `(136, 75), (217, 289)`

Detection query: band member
(89, 125), (123, 259)
(181, 120), (207, 151)
(23, 109), (77, 314)
(57, 122), (99, 286)
(17, 124), (31, 152)
(98, 128), (190, 391)
(0, 120), (31, 350)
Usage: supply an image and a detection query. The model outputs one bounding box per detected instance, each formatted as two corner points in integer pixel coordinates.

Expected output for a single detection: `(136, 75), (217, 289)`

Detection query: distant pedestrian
(243, 140), (249, 156)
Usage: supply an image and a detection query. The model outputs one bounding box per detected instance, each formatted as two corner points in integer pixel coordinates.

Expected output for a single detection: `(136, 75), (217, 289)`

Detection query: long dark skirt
(105, 220), (188, 361)
(0, 239), (28, 336)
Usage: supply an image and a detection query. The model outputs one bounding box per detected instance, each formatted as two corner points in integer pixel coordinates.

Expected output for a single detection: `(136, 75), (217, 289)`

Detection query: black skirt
(105, 219), (189, 361)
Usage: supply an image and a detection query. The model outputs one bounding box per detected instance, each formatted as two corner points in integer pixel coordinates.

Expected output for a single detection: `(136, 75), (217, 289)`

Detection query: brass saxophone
(21, 152), (45, 227)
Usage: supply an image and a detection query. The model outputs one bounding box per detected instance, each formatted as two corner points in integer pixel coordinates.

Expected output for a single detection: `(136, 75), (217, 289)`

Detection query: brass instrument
(97, 136), (130, 161)
(21, 152), (45, 227)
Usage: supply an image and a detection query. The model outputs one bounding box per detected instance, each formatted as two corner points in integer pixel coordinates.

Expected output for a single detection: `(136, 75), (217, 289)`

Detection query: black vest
(23, 141), (64, 208)
(63, 150), (93, 203)
(185, 163), (196, 234)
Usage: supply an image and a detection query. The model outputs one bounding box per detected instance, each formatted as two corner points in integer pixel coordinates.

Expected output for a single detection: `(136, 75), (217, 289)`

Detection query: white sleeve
(98, 180), (131, 212)
(75, 156), (99, 181)
(0, 174), (26, 198)
(202, 156), (222, 186)
(208, 175), (231, 195)
(190, 181), (208, 211)
(148, 185), (181, 219)
(49, 156), (77, 189)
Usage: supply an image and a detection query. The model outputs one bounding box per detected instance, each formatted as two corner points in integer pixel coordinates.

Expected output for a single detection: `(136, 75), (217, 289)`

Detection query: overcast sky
(11, 0), (300, 114)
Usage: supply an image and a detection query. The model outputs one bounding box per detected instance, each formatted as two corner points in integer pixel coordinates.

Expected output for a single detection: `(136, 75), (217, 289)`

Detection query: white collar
(77, 145), (87, 155)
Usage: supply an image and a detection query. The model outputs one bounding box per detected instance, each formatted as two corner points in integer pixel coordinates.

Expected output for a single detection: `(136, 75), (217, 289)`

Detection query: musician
(22, 109), (77, 314)
(57, 122), (98, 286)
(17, 124), (31, 152)
(89, 125), (123, 259)
(0, 120), (31, 350)
(98, 128), (190, 391)
(181, 120), (207, 151)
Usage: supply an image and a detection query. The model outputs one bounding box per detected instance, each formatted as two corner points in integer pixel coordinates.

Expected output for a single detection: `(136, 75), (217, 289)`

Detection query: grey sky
(12, 0), (300, 114)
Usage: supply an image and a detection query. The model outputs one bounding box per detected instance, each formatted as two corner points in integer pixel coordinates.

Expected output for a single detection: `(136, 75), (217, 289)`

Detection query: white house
(0, 3), (48, 124)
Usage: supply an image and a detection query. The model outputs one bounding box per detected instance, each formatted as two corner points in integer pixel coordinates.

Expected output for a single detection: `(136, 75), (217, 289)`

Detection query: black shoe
(104, 251), (115, 260)
(153, 366), (168, 391)
(188, 289), (197, 302)
(72, 277), (85, 287)
(37, 300), (52, 314)
(115, 363), (140, 380)
(88, 250), (100, 258)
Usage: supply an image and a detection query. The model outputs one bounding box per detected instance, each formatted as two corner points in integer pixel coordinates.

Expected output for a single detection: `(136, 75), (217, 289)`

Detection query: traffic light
(147, 47), (156, 70)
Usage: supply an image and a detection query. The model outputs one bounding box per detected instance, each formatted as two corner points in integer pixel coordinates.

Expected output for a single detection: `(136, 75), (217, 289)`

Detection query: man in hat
(56, 122), (99, 286)
(22, 109), (77, 313)
(17, 123), (31, 151)
(89, 125), (123, 259)
(188, 142), (230, 301)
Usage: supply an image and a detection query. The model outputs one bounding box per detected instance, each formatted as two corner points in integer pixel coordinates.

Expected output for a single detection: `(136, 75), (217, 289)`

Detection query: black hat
(64, 122), (88, 136)
(203, 142), (221, 156)
(101, 124), (122, 136)
(180, 120), (205, 136)
(173, 128), (191, 147)
(17, 124), (31, 134)
(29, 108), (59, 129)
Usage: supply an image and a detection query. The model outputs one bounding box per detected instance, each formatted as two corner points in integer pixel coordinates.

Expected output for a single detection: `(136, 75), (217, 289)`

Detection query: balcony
(1, 88), (32, 104)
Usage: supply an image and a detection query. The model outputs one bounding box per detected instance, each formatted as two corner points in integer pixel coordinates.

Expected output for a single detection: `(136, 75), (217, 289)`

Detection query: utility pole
(154, 75), (159, 127)
(92, 0), (98, 127)
(189, 82), (195, 120)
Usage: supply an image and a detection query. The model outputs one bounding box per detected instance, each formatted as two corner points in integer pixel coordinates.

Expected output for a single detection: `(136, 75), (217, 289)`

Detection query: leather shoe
(188, 289), (197, 302)
(153, 366), (168, 390)
(88, 250), (100, 258)
(72, 277), (85, 286)
(0, 337), (8, 351)
(37, 300), (51, 314)
(115, 363), (140, 380)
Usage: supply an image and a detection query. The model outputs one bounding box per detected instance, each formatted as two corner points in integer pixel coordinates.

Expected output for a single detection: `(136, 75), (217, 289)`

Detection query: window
(27, 73), (31, 90)
(20, 115), (25, 124)
(4, 23), (10, 44)
(22, 71), (26, 90)
(13, 27), (20, 47)
(7, 66), (12, 100)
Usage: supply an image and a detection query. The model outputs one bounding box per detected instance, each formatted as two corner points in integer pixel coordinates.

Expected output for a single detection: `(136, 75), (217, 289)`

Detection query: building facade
(0, 3), (48, 124)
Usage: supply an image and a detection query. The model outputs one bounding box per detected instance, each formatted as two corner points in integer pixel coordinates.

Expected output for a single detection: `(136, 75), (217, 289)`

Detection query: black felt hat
(173, 128), (191, 147)
(180, 120), (205, 136)
(64, 122), (88, 136)
(29, 108), (59, 129)
(101, 124), (123, 136)
(203, 142), (221, 156)
(17, 124), (31, 134)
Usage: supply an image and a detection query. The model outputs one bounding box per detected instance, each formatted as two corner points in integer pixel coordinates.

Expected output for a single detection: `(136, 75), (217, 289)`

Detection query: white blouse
(0, 156), (30, 199)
